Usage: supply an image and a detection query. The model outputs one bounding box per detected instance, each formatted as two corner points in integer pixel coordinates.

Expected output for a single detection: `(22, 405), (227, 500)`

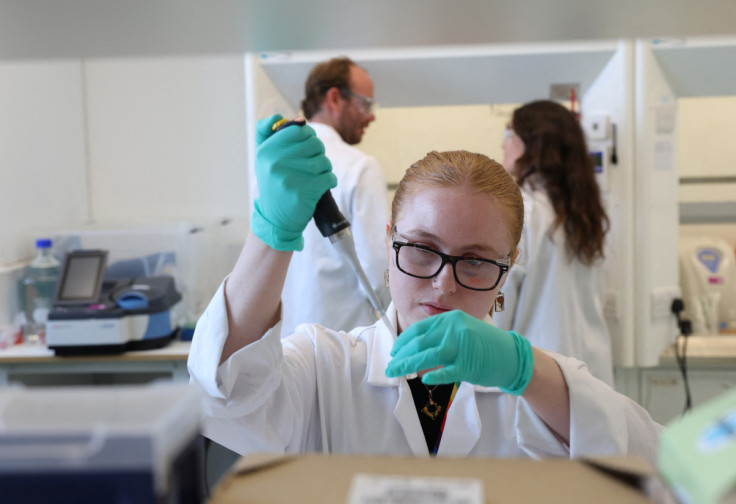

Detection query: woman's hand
(385, 310), (534, 395)
(251, 114), (336, 252)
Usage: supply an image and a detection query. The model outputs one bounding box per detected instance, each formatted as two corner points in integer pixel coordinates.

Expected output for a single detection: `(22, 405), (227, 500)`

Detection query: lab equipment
(272, 117), (395, 336)
(44, 220), (243, 341)
(679, 235), (736, 334)
(46, 249), (182, 355)
(0, 383), (204, 504)
(386, 310), (533, 394)
(17, 238), (60, 344)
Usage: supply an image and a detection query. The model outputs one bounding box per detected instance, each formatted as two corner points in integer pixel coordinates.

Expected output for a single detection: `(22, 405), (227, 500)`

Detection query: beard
(334, 113), (364, 146)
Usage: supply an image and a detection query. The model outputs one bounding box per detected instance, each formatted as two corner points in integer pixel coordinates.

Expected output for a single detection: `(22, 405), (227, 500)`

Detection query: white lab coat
(279, 122), (390, 337)
(188, 282), (661, 463)
(494, 186), (615, 385)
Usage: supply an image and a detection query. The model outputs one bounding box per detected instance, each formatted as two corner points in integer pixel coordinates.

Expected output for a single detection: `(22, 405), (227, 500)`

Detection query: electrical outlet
(650, 286), (682, 320)
(582, 114), (610, 140)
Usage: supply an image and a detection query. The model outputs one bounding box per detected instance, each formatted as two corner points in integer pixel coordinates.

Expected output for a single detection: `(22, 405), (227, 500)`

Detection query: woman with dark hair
(495, 99), (614, 385)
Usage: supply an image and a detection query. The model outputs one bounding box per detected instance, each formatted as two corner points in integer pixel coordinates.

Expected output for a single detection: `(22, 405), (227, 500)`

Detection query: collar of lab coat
(307, 121), (341, 143)
(364, 301), (399, 387)
(364, 304), (500, 456)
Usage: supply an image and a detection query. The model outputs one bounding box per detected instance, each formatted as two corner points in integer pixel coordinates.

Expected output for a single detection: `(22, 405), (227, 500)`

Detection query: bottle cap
(35, 238), (52, 249)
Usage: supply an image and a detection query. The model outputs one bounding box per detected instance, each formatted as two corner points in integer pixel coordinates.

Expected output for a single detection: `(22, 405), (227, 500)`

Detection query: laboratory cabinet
(617, 365), (736, 425)
(0, 340), (191, 387)
(642, 367), (736, 424)
(615, 335), (736, 425)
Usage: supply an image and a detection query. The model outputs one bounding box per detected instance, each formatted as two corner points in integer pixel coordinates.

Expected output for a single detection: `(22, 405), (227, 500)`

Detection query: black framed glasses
(339, 88), (376, 113)
(392, 238), (510, 291)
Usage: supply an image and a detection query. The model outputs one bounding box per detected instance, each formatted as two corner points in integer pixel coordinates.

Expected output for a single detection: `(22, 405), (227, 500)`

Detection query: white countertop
(659, 334), (736, 367)
(0, 339), (191, 363)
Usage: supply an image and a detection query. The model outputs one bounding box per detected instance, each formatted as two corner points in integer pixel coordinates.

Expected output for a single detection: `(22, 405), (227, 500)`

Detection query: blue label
(697, 248), (721, 274)
(698, 409), (736, 452)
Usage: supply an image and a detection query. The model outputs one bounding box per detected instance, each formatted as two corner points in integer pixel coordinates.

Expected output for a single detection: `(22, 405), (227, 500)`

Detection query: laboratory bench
(1, 332), (734, 427)
(0, 339), (190, 386)
(615, 335), (736, 425)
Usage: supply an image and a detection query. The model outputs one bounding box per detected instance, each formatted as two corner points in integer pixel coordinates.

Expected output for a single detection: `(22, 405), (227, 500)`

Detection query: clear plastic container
(17, 239), (60, 344)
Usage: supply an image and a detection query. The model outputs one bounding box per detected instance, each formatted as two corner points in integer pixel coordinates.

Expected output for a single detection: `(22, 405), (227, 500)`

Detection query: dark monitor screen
(55, 250), (108, 305)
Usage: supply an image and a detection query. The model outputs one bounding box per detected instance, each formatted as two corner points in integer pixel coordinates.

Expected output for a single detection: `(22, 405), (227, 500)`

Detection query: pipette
(272, 118), (396, 337)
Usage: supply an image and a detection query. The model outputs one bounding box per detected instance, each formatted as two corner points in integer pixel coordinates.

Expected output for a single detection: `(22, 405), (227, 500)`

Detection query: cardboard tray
(209, 453), (657, 504)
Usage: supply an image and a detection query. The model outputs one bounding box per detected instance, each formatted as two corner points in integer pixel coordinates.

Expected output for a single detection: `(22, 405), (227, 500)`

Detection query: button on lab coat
(188, 282), (661, 463)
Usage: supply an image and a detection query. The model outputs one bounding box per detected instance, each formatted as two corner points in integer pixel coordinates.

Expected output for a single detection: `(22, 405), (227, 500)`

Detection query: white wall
(678, 96), (736, 204)
(84, 56), (249, 224)
(0, 60), (88, 266)
(359, 104), (514, 189)
(678, 96), (736, 245)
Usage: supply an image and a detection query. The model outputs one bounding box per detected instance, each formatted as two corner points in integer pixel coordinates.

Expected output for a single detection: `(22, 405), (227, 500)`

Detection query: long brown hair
(512, 100), (609, 265)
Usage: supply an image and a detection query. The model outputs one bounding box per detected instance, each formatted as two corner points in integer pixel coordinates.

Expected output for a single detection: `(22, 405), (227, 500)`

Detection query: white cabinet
(642, 367), (736, 424)
(616, 335), (736, 425)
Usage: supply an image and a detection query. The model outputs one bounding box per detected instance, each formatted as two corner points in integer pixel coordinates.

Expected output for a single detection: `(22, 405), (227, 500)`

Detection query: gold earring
(494, 291), (505, 312)
(384, 269), (390, 288)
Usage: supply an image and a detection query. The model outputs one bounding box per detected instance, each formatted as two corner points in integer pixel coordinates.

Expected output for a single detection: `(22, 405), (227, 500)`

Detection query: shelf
(651, 37), (736, 97)
(680, 201), (736, 224)
(259, 41), (619, 109)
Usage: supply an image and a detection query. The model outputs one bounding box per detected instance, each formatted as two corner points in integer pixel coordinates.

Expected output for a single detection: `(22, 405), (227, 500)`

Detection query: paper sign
(653, 140), (673, 171)
(347, 473), (483, 504)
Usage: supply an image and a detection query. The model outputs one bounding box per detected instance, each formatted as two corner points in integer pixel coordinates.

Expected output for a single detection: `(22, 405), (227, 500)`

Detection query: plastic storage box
(0, 383), (204, 504)
(37, 220), (246, 337)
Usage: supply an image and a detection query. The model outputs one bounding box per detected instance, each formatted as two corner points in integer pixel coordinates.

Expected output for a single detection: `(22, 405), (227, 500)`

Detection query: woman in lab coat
(187, 115), (659, 462)
(494, 100), (615, 385)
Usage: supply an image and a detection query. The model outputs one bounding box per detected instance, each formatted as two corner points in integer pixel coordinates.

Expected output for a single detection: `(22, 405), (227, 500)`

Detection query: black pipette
(271, 118), (395, 335)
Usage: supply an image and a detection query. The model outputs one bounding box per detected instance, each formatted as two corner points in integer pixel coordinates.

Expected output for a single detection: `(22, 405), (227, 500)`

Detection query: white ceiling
(1, 0), (735, 59)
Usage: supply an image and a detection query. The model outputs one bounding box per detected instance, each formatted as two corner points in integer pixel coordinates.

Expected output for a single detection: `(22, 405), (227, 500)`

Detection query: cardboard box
(210, 453), (658, 503)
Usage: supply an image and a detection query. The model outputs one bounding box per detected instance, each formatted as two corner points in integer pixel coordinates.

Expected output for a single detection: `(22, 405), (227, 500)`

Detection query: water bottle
(18, 238), (60, 344)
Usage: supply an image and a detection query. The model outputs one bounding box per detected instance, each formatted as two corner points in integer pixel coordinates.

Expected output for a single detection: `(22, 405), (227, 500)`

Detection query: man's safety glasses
(340, 88), (376, 113)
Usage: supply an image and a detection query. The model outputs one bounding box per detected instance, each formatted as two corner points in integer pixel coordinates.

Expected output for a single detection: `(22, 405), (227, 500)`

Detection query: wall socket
(650, 286), (682, 320)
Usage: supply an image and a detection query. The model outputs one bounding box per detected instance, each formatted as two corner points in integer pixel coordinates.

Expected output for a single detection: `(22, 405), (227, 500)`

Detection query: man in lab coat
(278, 57), (389, 337)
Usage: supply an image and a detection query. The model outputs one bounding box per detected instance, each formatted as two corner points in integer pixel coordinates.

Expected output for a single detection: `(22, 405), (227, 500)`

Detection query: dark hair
(392, 151), (524, 261)
(300, 57), (356, 119)
(512, 100), (609, 265)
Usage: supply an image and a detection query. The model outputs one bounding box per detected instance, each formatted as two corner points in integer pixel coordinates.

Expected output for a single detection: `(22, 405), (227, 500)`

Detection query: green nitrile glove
(385, 310), (534, 395)
(251, 114), (337, 251)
